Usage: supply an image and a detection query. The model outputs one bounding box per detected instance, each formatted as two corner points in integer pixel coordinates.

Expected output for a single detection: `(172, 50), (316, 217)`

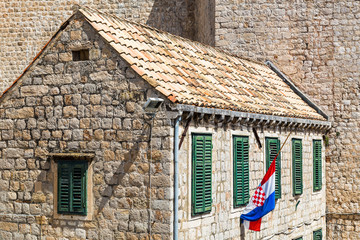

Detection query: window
(72, 49), (89, 61)
(313, 140), (322, 191)
(313, 229), (322, 240)
(192, 134), (212, 215)
(58, 160), (87, 215)
(266, 137), (281, 199)
(292, 139), (303, 195)
(233, 136), (250, 207)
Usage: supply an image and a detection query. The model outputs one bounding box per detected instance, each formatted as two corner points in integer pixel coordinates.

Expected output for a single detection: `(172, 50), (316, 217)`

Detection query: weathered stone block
(63, 106), (77, 118)
(32, 192), (46, 203)
(0, 120), (14, 130)
(0, 222), (18, 231)
(59, 52), (72, 62)
(21, 86), (49, 97)
(6, 107), (34, 119)
(151, 175), (170, 187)
(3, 148), (24, 158)
(43, 74), (72, 85)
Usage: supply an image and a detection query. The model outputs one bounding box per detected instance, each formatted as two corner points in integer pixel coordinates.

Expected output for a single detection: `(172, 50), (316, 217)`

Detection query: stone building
(0, 6), (331, 239)
(2, 1), (360, 239)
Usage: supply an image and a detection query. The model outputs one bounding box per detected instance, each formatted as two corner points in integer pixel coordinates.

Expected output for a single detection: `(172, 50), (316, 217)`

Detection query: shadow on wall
(146, 0), (215, 46)
(146, 0), (195, 40)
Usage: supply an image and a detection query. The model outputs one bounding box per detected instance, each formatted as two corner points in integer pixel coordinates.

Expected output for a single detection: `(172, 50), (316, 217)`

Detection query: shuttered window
(313, 229), (322, 240)
(313, 140), (322, 191)
(58, 160), (87, 215)
(292, 139), (303, 195)
(266, 138), (281, 199)
(192, 134), (212, 215)
(233, 136), (250, 207)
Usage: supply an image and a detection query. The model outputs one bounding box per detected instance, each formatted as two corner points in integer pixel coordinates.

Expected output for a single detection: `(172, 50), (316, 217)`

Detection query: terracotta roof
(1, 6), (326, 121)
(79, 7), (326, 121)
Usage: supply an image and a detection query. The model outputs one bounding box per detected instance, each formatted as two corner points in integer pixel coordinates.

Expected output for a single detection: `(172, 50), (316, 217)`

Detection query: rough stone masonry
(0, 14), (175, 239)
(213, 1), (360, 238)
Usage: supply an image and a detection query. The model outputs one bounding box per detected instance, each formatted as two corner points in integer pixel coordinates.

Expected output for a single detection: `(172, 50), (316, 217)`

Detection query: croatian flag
(240, 156), (276, 231)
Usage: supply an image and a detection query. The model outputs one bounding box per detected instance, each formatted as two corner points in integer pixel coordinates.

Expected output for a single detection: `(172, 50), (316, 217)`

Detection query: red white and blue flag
(240, 156), (276, 231)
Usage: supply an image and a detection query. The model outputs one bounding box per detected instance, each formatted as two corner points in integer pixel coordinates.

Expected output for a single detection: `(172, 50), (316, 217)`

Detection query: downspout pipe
(174, 116), (181, 240)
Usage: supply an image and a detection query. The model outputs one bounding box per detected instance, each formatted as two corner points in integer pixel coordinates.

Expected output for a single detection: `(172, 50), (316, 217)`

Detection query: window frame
(233, 135), (250, 208)
(57, 160), (88, 215)
(191, 133), (213, 216)
(292, 138), (303, 196)
(313, 140), (322, 191)
(50, 153), (93, 221)
(313, 228), (322, 240)
(265, 137), (281, 199)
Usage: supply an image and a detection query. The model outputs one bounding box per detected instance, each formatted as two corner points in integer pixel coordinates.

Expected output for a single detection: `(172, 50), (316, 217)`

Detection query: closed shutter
(58, 160), (87, 215)
(192, 134), (212, 215)
(292, 139), (303, 195)
(313, 140), (322, 191)
(233, 136), (249, 207)
(313, 229), (322, 240)
(266, 138), (281, 199)
(58, 162), (71, 213)
(71, 163), (87, 214)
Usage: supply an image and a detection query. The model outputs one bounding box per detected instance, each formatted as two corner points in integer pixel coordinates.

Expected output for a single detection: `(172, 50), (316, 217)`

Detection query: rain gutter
(173, 116), (181, 240)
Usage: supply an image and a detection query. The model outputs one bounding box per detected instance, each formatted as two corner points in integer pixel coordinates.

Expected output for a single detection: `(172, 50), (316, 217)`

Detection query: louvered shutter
(58, 160), (87, 215)
(233, 136), (249, 207)
(313, 140), (322, 191)
(313, 229), (322, 240)
(192, 134), (212, 215)
(58, 162), (71, 213)
(71, 162), (87, 214)
(292, 139), (303, 195)
(203, 135), (212, 212)
(266, 138), (281, 199)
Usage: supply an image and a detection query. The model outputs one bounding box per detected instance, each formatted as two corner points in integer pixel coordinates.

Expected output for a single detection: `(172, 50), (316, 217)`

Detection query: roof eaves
(175, 104), (331, 131)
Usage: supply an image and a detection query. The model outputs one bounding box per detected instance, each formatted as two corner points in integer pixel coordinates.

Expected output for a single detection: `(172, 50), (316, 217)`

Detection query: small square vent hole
(72, 49), (89, 61)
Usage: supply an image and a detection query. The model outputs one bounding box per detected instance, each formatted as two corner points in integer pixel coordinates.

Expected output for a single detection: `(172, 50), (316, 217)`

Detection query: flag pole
(273, 132), (291, 163)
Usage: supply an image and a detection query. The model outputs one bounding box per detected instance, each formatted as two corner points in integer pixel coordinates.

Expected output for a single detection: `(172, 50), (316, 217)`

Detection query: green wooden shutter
(313, 229), (322, 240)
(71, 163), (87, 214)
(233, 136), (249, 207)
(58, 162), (71, 213)
(293, 237), (303, 240)
(58, 160), (87, 215)
(292, 139), (303, 195)
(192, 134), (212, 215)
(266, 138), (281, 199)
(203, 135), (212, 212)
(313, 140), (322, 191)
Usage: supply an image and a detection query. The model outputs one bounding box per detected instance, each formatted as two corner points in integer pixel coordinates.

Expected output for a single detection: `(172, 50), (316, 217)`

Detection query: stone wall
(0, 14), (174, 239)
(214, 1), (360, 238)
(177, 122), (326, 239)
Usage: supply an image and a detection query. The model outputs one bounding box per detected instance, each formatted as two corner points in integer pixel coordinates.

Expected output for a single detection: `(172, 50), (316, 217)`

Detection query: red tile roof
(79, 7), (325, 121)
(1, 6), (326, 121)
